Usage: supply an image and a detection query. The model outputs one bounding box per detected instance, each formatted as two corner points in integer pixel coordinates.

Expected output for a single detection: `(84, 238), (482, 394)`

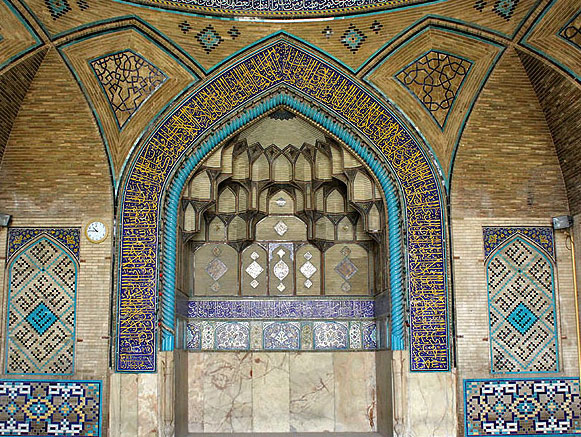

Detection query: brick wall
(0, 48), (113, 433)
(450, 48), (574, 435)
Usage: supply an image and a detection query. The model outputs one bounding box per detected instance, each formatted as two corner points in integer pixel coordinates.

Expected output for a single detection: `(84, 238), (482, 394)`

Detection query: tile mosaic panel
(396, 50), (473, 128)
(560, 11), (581, 51)
(187, 320), (377, 351)
(464, 378), (581, 436)
(188, 298), (375, 319)
(5, 238), (77, 374)
(486, 237), (558, 373)
(118, 40), (447, 372)
(0, 380), (102, 436)
(8, 228), (80, 261)
(483, 227), (554, 260)
(90, 50), (167, 129)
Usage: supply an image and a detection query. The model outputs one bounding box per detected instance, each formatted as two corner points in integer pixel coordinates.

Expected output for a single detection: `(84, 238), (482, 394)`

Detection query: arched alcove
(176, 108), (390, 434)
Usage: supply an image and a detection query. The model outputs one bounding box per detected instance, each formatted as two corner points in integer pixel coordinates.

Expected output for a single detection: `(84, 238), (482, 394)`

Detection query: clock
(85, 221), (108, 243)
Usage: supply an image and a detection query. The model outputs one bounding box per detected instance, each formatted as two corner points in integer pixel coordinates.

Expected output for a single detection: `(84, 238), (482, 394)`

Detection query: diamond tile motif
(205, 258), (228, 281)
(6, 238), (77, 374)
(464, 378), (581, 436)
(228, 26), (240, 39)
(196, 25), (223, 54)
(507, 303), (538, 334)
(246, 260), (264, 279)
(494, 0), (520, 21)
(335, 258), (358, 281)
(396, 50), (472, 128)
(300, 261), (317, 279)
(486, 236), (558, 372)
(341, 25), (367, 53)
(44, 0), (71, 20)
(275, 197), (286, 207)
(90, 50), (167, 129)
(0, 380), (102, 436)
(274, 221), (288, 236)
(26, 303), (58, 335)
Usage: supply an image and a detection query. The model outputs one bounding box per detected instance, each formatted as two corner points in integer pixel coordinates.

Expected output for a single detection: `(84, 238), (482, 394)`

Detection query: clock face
(86, 221), (108, 243)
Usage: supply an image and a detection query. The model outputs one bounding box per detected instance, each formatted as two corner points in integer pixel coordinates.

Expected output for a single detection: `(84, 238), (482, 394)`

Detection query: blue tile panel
(8, 228), (80, 261)
(117, 40), (447, 372)
(188, 298), (375, 319)
(0, 380), (102, 436)
(5, 238), (78, 374)
(486, 236), (558, 373)
(483, 226), (554, 261)
(187, 320), (377, 351)
(464, 378), (581, 436)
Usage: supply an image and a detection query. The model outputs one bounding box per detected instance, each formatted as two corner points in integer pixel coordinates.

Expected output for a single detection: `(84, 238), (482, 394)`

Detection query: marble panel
(334, 352), (376, 432)
(290, 352), (335, 432)
(138, 373), (159, 437)
(187, 353), (204, 433)
(203, 352), (253, 433)
(252, 353), (291, 432)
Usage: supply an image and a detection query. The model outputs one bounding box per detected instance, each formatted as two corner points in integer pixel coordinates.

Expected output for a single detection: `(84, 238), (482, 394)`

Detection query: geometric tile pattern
(186, 320), (377, 351)
(396, 50), (473, 128)
(0, 380), (102, 436)
(195, 25), (223, 54)
(483, 227), (554, 261)
(473, 0), (521, 20)
(44, 0), (71, 19)
(8, 228), (80, 261)
(493, 0), (521, 21)
(560, 11), (581, 51)
(464, 378), (581, 436)
(5, 238), (77, 374)
(341, 25), (367, 53)
(335, 246), (358, 293)
(486, 237), (558, 373)
(188, 298), (375, 319)
(117, 40), (447, 372)
(90, 50), (167, 129)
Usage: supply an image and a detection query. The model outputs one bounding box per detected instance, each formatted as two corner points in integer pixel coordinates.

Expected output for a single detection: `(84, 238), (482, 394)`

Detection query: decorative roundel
(85, 221), (108, 243)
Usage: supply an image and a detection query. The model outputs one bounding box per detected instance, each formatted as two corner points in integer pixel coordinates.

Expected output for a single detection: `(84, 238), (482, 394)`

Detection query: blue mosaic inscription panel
(483, 227), (554, 260)
(0, 380), (102, 436)
(8, 228), (80, 261)
(188, 298), (375, 319)
(486, 235), (558, 373)
(464, 378), (581, 436)
(5, 238), (78, 374)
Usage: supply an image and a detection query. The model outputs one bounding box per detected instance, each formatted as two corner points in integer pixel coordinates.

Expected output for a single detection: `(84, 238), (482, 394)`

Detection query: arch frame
(114, 37), (450, 373)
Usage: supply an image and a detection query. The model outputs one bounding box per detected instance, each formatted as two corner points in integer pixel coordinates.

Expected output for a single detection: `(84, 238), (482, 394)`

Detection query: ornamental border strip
(117, 0), (441, 19)
(187, 298), (375, 319)
(115, 39), (448, 372)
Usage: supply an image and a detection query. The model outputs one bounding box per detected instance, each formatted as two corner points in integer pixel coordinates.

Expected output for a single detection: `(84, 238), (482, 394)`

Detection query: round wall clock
(85, 221), (108, 243)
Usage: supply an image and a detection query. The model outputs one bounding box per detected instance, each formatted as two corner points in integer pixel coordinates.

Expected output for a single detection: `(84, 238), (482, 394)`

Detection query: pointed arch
(115, 40), (448, 372)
